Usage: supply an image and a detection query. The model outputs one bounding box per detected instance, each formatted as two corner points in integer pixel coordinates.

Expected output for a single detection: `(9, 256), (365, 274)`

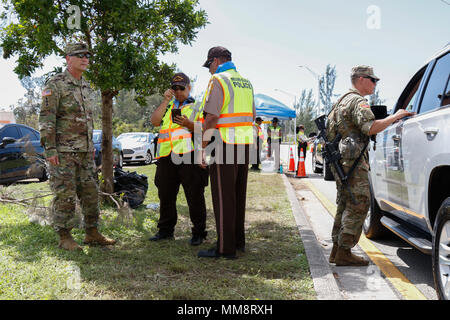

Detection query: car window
(0, 126), (21, 140)
(441, 77), (450, 107)
(419, 52), (450, 114)
(19, 126), (39, 141)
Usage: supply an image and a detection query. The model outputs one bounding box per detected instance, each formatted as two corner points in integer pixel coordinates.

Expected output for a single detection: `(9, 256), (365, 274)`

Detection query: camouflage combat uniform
(327, 88), (375, 249)
(39, 69), (99, 232)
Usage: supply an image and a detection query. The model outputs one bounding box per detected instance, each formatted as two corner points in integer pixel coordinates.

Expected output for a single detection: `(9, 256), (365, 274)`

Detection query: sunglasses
(69, 53), (92, 59)
(204, 58), (214, 68)
(171, 85), (185, 91)
(364, 76), (378, 84)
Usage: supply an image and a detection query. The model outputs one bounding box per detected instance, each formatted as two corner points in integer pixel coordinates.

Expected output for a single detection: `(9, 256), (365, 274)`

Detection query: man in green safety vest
(149, 73), (208, 246)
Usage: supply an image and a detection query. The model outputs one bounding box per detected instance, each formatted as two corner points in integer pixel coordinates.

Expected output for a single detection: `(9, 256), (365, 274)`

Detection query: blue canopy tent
(254, 93), (296, 120)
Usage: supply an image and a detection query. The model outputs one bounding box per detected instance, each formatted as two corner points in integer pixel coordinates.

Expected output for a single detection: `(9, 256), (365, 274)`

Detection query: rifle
(314, 115), (359, 205)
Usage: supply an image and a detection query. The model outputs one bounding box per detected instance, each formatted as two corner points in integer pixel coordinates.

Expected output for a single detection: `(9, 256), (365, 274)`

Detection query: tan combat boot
(328, 243), (338, 263)
(84, 227), (116, 246)
(58, 229), (82, 251)
(334, 247), (369, 266)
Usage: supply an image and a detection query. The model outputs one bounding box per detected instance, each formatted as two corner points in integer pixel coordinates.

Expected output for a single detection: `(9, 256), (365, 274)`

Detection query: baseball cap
(171, 73), (190, 87)
(351, 65), (380, 81)
(272, 117), (279, 123)
(255, 117), (262, 122)
(65, 42), (91, 56)
(203, 46), (232, 68)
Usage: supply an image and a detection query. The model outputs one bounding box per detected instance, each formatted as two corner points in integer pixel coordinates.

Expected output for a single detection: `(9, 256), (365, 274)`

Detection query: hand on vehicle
(47, 155), (59, 166)
(394, 108), (415, 121)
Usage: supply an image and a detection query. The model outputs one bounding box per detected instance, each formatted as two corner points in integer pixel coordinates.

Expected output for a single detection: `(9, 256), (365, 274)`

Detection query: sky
(0, 0), (449, 113)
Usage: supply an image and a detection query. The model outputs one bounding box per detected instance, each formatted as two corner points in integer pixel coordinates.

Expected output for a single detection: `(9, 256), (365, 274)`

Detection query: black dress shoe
(197, 248), (236, 260)
(148, 232), (174, 241)
(189, 234), (206, 246)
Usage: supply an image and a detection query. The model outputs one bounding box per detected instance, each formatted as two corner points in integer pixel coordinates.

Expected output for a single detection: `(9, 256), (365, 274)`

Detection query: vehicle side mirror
(0, 137), (17, 149)
(370, 105), (388, 119)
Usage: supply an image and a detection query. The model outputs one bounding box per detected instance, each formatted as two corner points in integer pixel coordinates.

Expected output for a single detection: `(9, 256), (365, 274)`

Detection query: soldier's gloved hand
(47, 155), (59, 166)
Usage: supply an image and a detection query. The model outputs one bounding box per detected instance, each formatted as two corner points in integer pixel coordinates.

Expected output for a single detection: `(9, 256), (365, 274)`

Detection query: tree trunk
(101, 90), (115, 195)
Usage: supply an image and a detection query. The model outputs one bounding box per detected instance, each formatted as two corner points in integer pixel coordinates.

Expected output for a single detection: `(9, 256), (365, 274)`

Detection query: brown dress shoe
(58, 229), (82, 251)
(84, 227), (116, 246)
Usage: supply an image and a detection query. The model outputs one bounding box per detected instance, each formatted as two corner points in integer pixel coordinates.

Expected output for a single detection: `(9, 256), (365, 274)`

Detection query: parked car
(364, 44), (450, 300)
(117, 132), (156, 165)
(0, 123), (47, 184)
(93, 130), (123, 168)
(311, 136), (334, 181)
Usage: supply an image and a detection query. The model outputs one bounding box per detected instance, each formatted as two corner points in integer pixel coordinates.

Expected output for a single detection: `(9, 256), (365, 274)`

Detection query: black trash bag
(113, 167), (148, 209)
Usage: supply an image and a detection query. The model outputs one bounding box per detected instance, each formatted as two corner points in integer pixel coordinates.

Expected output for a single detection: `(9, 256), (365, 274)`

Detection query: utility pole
(298, 65), (321, 116)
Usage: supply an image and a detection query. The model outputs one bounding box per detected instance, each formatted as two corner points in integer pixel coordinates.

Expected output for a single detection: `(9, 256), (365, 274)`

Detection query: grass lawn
(0, 165), (315, 300)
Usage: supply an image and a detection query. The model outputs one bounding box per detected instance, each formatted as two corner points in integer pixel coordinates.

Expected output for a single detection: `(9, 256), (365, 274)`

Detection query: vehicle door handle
(392, 134), (401, 141)
(424, 127), (439, 140)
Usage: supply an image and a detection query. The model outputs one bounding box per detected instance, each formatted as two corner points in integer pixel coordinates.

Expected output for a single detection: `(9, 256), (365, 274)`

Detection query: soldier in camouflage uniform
(327, 66), (413, 266)
(39, 43), (116, 251)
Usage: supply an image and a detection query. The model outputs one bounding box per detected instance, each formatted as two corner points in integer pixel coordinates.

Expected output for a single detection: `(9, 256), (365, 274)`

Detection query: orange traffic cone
(288, 147), (295, 172)
(296, 148), (306, 178)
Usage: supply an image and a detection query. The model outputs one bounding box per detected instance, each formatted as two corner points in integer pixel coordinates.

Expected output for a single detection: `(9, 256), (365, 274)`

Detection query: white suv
(364, 44), (450, 300)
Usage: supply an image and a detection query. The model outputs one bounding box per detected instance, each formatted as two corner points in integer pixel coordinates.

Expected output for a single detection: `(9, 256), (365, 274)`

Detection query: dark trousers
(251, 137), (261, 168)
(154, 154), (208, 236)
(298, 142), (308, 159)
(209, 144), (249, 256)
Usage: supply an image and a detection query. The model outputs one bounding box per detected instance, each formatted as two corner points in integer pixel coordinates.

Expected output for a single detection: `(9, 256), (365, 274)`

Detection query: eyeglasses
(364, 76), (378, 84)
(171, 85), (185, 91)
(69, 53), (92, 59)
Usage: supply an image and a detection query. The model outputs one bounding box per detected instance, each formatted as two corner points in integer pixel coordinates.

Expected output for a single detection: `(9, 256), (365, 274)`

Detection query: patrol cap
(65, 42), (91, 56)
(351, 65), (380, 81)
(203, 46), (232, 68)
(171, 72), (190, 87)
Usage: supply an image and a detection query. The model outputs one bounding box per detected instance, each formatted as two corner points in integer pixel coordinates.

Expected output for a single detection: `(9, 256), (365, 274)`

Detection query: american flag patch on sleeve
(42, 89), (52, 97)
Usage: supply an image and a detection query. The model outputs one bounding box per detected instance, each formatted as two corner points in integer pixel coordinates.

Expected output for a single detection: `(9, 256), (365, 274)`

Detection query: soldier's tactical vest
(207, 69), (254, 145)
(156, 100), (203, 159)
(269, 126), (281, 140)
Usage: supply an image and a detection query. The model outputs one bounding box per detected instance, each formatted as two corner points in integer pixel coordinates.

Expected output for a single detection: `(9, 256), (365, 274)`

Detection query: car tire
(38, 167), (49, 182)
(118, 153), (123, 168)
(432, 197), (450, 300)
(323, 160), (334, 181)
(312, 153), (322, 173)
(144, 150), (153, 165)
(364, 182), (389, 239)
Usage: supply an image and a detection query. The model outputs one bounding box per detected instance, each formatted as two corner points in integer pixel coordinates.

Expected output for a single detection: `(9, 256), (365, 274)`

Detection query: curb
(281, 174), (342, 300)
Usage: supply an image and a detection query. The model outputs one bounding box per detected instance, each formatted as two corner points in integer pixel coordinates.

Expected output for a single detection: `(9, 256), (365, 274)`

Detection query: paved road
(279, 144), (437, 300)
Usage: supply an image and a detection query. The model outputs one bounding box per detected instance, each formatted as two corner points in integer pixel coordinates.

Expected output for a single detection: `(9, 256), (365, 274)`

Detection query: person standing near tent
(198, 46), (255, 259)
(296, 125), (308, 161)
(267, 117), (282, 171)
(251, 117), (263, 170)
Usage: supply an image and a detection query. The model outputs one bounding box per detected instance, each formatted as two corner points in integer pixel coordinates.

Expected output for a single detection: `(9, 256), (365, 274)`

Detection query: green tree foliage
(319, 64), (337, 115)
(0, 0), (208, 193)
(295, 89), (317, 136)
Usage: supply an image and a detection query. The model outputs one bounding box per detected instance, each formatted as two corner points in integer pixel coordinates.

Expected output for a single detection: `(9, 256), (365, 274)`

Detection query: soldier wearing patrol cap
(39, 42), (116, 251)
(326, 65), (413, 266)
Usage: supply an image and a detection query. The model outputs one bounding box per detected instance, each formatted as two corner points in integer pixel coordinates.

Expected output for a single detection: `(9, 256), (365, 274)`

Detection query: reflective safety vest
(156, 100), (203, 159)
(297, 131), (307, 144)
(255, 124), (264, 140)
(206, 69), (254, 144)
(269, 125), (281, 140)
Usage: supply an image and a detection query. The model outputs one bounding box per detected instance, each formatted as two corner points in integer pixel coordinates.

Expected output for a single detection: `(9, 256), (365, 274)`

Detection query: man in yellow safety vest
(149, 73), (208, 246)
(198, 46), (255, 260)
